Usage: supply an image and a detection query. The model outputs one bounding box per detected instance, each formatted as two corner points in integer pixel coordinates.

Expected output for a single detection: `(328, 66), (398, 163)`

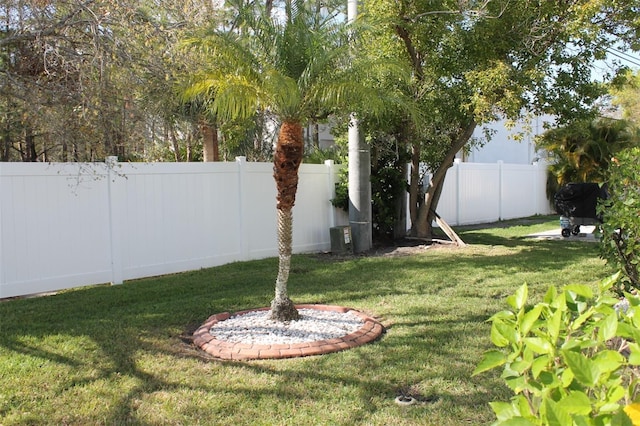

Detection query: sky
(593, 46), (640, 81)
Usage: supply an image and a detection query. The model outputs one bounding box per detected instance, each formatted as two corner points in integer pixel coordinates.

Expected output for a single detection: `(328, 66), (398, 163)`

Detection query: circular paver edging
(193, 304), (384, 360)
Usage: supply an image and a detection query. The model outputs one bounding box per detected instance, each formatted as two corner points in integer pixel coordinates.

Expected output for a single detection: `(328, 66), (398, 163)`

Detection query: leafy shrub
(331, 168), (349, 211)
(474, 274), (640, 425)
(599, 147), (640, 294)
(330, 136), (410, 242)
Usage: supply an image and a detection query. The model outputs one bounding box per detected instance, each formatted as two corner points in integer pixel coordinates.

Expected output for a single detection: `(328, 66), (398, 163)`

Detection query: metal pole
(347, 0), (372, 253)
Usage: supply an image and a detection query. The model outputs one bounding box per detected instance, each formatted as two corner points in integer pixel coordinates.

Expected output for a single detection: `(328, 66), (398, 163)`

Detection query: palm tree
(183, 1), (398, 321)
(538, 118), (638, 191)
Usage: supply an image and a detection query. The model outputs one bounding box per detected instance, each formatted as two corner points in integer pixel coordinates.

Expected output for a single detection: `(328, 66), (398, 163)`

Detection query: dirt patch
(313, 237), (461, 261)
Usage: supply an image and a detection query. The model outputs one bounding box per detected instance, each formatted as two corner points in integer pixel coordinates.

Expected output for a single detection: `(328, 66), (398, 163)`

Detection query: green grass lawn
(0, 216), (613, 425)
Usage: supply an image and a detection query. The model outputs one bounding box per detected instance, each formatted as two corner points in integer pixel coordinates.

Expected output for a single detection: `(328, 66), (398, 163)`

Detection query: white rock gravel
(210, 308), (365, 345)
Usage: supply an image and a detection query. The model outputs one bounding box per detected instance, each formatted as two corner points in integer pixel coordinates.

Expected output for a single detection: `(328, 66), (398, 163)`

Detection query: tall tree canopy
(0, 0), (227, 162)
(359, 0), (640, 238)
(611, 69), (640, 126)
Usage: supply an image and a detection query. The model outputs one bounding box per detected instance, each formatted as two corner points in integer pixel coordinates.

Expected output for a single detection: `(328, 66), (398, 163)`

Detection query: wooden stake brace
(431, 210), (466, 247)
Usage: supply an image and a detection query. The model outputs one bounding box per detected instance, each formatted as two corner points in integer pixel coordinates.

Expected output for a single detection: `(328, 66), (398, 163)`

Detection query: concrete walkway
(527, 225), (599, 242)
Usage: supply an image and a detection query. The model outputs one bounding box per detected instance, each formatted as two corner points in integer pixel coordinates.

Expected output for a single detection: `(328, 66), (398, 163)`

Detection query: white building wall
(467, 115), (555, 164)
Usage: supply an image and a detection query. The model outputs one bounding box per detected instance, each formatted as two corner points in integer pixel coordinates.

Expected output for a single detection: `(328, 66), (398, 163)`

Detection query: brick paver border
(193, 304), (385, 360)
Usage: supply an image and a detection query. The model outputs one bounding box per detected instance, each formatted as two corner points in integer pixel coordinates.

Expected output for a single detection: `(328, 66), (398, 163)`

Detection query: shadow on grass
(0, 223), (606, 424)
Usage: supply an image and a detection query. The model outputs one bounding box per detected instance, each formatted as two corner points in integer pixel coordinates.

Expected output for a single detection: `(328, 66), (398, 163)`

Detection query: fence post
(106, 156), (123, 285)
(325, 160), (336, 229)
(532, 161), (539, 214)
(236, 156), (250, 260)
(0, 161), (3, 296)
(454, 158), (461, 226)
(498, 160), (504, 220)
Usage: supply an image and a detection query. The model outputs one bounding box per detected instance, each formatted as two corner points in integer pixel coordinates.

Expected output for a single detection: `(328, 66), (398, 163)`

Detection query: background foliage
(599, 147), (640, 294)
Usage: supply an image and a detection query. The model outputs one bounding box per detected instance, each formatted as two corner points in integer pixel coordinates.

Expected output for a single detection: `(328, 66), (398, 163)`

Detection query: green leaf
(558, 391), (592, 415)
(612, 406), (634, 426)
(491, 310), (516, 321)
(565, 289), (589, 314)
(563, 351), (600, 387)
(633, 309), (640, 329)
(571, 307), (595, 331)
(539, 371), (560, 387)
(497, 418), (538, 426)
(600, 402), (622, 414)
(514, 394), (533, 417)
(473, 350), (507, 376)
(490, 401), (519, 421)
(550, 291), (567, 310)
(625, 293), (640, 307)
(607, 385), (626, 404)
(494, 321), (519, 346)
(520, 305), (543, 336)
(617, 323), (640, 342)
(565, 284), (594, 299)
(544, 286), (558, 304)
(505, 375), (528, 393)
(508, 284), (528, 311)
(561, 367), (575, 388)
(523, 337), (554, 355)
(510, 359), (532, 374)
(547, 308), (563, 343)
(571, 415), (592, 426)
(542, 398), (572, 426)
(531, 355), (550, 379)
(597, 314), (618, 342)
(593, 350), (625, 375)
(491, 321), (511, 347)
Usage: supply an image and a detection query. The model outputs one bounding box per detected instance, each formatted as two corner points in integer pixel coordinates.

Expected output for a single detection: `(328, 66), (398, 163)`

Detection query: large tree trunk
(22, 125), (37, 162)
(2, 121), (11, 161)
(271, 121), (304, 322)
(394, 160), (409, 240)
(410, 121), (477, 238)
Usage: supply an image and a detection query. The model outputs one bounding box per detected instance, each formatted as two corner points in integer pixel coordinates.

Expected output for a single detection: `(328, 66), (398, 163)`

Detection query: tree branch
(0, 0), (97, 47)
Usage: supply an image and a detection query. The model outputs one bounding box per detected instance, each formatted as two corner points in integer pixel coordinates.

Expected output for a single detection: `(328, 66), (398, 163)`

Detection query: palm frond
(180, 2), (417, 129)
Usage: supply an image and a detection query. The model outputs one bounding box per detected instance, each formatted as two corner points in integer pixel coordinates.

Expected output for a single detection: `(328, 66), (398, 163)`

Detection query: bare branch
(0, 0), (97, 47)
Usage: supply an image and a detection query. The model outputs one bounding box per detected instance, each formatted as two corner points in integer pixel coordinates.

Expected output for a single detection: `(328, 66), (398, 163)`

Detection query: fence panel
(500, 163), (539, 220)
(0, 159), (346, 298)
(113, 162), (245, 281)
(428, 160), (551, 226)
(1, 159), (550, 299)
(458, 162), (501, 225)
(0, 163), (113, 298)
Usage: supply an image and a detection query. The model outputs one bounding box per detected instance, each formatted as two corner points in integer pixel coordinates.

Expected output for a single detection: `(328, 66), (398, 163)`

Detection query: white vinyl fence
(0, 158), (551, 299)
(433, 159), (552, 226)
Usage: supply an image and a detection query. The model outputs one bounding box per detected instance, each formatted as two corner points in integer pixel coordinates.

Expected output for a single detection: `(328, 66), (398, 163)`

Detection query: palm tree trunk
(200, 119), (219, 162)
(270, 121), (303, 322)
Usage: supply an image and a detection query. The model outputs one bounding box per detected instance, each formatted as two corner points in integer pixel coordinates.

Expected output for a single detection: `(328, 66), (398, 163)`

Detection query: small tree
(599, 147), (640, 294)
(184, 1), (403, 321)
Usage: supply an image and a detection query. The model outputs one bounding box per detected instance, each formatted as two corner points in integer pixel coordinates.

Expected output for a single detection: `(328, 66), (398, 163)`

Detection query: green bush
(599, 147), (640, 294)
(474, 274), (640, 425)
(330, 136), (410, 242)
